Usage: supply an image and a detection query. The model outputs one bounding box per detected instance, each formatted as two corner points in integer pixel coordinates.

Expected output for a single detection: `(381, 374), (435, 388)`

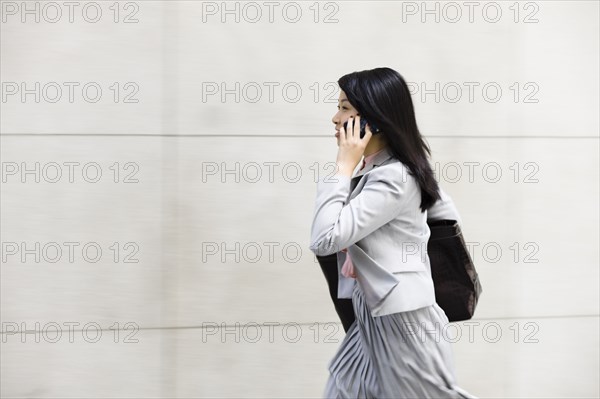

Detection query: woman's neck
(364, 137), (388, 157)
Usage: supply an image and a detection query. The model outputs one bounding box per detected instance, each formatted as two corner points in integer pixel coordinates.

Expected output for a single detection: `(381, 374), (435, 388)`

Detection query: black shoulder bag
(427, 219), (482, 322)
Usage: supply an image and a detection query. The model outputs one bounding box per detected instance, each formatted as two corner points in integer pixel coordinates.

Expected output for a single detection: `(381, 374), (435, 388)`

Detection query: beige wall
(1, 1), (598, 397)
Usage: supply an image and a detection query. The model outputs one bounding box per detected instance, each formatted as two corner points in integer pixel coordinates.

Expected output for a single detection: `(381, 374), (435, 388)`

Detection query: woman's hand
(335, 115), (373, 177)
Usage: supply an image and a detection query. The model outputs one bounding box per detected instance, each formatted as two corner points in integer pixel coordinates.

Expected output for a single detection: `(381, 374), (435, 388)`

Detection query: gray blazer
(309, 147), (462, 317)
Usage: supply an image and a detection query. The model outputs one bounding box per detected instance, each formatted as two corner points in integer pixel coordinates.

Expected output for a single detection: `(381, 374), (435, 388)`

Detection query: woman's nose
(332, 114), (340, 125)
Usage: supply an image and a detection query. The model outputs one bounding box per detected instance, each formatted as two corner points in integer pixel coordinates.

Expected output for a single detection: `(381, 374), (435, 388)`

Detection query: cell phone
(343, 116), (381, 138)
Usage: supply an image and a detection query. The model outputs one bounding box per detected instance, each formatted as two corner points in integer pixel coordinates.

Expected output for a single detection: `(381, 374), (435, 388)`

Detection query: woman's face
(332, 90), (359, 144)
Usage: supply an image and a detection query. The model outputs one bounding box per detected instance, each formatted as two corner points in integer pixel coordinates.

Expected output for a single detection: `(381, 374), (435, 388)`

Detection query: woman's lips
(335, 130), (340, 138)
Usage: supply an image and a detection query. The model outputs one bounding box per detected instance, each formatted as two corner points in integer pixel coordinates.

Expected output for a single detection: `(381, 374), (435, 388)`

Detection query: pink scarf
(341, 248), (356, 278)
(340, 149), (385, 279)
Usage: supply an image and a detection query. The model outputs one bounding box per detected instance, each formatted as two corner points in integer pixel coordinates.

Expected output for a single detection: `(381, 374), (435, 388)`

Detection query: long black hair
(338, 67), (441, 212)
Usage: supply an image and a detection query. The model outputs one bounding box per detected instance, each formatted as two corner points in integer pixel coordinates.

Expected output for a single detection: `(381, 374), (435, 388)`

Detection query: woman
(309, 67), (476, 398)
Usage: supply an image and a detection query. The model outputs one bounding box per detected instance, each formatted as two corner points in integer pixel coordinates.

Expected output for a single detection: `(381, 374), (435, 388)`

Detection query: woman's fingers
(364, 123), (373, 140)
(351, 115), (358, 138)
(338, 121), (346, 144)
(345, 116), (353, 139)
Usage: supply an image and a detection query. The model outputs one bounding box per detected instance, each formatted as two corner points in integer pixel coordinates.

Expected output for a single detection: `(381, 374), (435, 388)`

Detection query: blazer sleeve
(426, 186), (463, 225)
(309, 169), (405, 256)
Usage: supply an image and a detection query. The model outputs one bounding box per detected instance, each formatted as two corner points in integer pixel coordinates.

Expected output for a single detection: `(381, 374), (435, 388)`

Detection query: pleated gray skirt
(324, 284), (477, 399)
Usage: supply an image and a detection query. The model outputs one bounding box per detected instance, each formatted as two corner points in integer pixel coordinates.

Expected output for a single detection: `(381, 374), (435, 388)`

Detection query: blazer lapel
(350, 147), (395, 192)
(350, 175), (362, 192)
